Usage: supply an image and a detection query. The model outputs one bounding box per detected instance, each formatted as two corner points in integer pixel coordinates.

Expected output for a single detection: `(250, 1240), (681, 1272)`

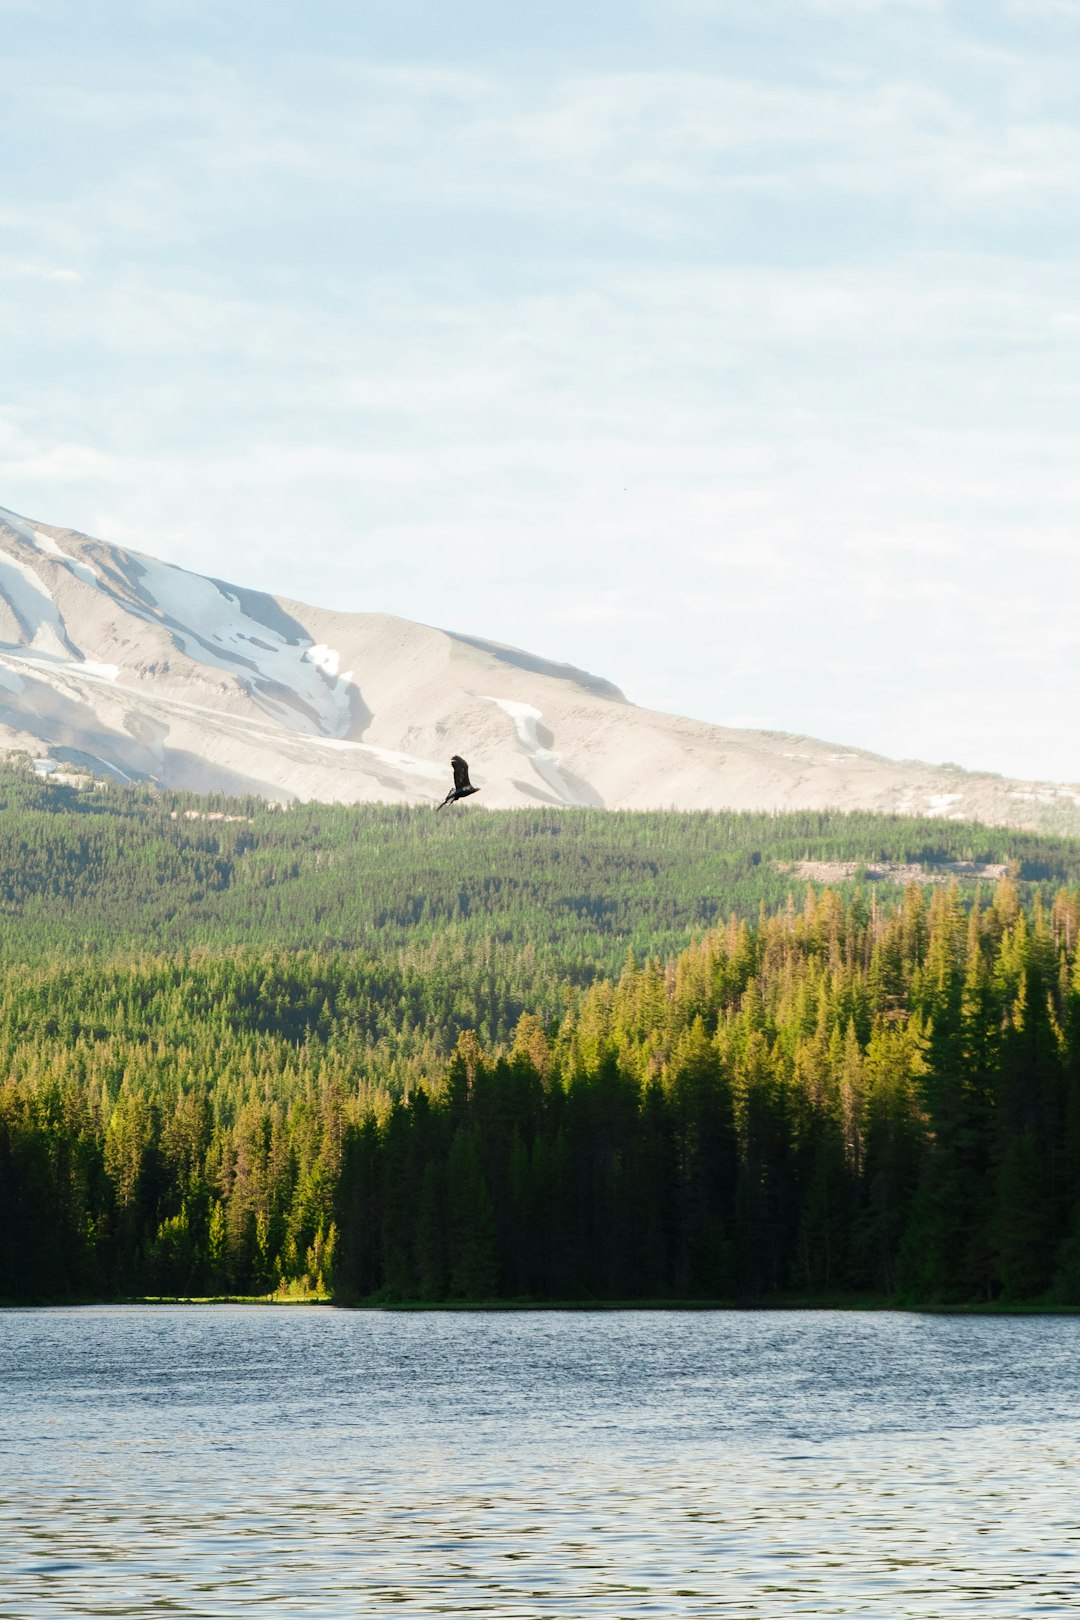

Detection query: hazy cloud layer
(2, 0), (1078, 779)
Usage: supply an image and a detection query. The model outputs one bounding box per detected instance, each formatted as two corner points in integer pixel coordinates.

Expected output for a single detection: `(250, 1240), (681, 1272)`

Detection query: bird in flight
(437, 754), (480, 811)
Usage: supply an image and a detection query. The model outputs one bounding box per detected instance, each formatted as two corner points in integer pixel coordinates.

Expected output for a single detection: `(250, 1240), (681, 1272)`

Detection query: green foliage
(1, 757), (1079, 977)
(3, 757), (1080, 1305)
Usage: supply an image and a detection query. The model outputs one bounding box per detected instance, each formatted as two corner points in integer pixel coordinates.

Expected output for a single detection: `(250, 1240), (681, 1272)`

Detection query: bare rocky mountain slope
(0, 503), (1076, 830)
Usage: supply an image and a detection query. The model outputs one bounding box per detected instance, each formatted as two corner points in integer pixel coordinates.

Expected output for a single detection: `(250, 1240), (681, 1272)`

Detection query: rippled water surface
(2, 1307), (1079, 1616)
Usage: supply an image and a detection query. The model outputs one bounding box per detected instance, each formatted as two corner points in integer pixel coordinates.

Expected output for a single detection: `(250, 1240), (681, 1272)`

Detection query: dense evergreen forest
(1, 760), (1079, 1306)
(4, 759), (1080, 970)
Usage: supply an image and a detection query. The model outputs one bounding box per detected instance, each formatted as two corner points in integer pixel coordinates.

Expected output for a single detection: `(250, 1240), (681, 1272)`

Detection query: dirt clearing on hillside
(776, 860), (1008, 885)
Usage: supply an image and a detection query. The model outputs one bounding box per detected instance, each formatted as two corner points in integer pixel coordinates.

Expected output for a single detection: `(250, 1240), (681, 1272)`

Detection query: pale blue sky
(3, 0), (1079, 780)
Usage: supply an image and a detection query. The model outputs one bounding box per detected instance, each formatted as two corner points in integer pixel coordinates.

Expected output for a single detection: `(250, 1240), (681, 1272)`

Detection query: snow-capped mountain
(0, 502), (1077, 830)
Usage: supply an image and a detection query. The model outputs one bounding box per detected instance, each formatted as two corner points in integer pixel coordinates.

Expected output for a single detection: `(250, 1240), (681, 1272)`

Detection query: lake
(1, 1306), (1078, 1616)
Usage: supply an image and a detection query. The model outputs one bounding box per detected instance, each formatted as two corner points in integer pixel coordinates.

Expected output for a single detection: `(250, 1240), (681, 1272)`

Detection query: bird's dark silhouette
(437, 754), (479, 810)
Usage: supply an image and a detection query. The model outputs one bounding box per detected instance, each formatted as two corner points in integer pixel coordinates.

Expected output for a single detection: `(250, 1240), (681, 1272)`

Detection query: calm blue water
(1, 1307), (1078, 1617)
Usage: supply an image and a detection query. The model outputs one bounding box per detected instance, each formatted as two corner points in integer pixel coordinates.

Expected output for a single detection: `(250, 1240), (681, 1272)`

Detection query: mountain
(0, 502), (1077, 830)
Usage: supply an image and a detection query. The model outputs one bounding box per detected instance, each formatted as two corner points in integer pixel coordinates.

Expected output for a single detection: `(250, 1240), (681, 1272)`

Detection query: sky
(2, 0), (1079, 782)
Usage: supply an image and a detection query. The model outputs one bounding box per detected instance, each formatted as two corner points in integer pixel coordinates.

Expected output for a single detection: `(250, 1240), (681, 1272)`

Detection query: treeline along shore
(1, 760), (1079, 1306)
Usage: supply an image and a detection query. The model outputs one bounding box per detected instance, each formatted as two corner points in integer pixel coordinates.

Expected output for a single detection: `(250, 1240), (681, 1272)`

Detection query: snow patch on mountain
(316, 737), (447, 780)
(130, 556), (355, 738)
(30, 529), (65, 558)
(306, 643), (340, 677)
(23, 525), (101, 587)
(483, 695), (591, 807)
(0, 550), (72, 661)
(0, 507), (37, 542)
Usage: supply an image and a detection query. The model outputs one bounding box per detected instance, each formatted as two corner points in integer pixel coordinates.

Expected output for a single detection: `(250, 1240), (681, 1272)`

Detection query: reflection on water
(1, 1307), (1078, 1616)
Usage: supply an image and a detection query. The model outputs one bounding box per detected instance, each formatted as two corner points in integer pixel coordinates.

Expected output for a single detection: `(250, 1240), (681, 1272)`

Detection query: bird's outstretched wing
(452, 755), (472, 792)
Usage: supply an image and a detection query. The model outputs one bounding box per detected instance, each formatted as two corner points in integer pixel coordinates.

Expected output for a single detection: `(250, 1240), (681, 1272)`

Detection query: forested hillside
(337, 879), (1080, 1307)
(2, 760), (1080, 968)
(2, 761), (1080, 1306)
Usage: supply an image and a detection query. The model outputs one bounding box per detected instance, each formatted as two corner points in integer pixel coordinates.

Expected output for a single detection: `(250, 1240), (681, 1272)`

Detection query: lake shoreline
(5, 1293), (1080, 1314)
